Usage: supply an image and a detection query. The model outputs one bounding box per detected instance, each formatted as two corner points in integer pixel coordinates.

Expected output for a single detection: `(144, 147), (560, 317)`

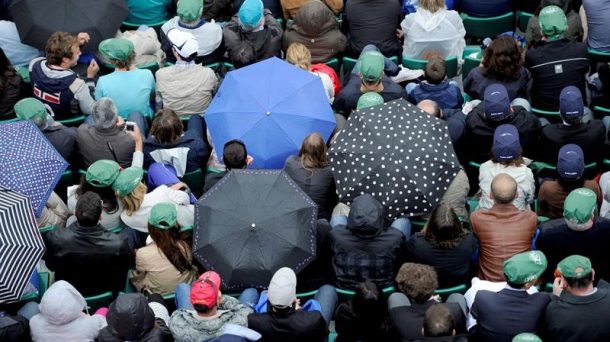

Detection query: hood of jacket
(413, 8), (447, 33)
(347, 194), (385, 234)
(106, 294), (155, 341)
(39, 280), (87, 325)
(294, 1), (338, 37)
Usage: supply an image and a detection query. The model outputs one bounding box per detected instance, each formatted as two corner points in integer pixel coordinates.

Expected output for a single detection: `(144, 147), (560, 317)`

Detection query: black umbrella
(10, 0), (129, 51)
(328, 99), (461, 219)
(194, 170), (318, 291)
(0, 187), (45, 304)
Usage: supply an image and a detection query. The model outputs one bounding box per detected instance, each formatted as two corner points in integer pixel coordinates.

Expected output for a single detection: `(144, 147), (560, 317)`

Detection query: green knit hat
(14, 98), (47, 122)
(148, 203), (178, 229)
(512, 333), (542, 342)
(503, 251), (547, 284)
(86, 160), (120, 188)
(178, 0), (203, 22)
(357, 93), (384, 109)
(112, 167), (144, 197)
(358, 51), (384, 82)
(99, 38), (134, 61)
(539, 5), (567, 40)
(557, 255), (592, 278)
(563, 188), (597, 223)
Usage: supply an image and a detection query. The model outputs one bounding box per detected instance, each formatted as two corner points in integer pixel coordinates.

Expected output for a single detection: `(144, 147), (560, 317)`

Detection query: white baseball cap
(167, 28), (199, 58)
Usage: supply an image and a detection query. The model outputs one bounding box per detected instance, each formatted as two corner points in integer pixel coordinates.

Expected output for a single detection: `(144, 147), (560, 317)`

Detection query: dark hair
(0, 47), (18, 92)
(150, 108), (184, 144)
(352, 280), (387, 321)
(504, 273), (527, 289)
(193, 303), (215, 313)
(75, 192), (103, 227)
(231, 41), (257, 69)
(564, 271), (594, 290)
(148, 222), (193, 273)
(490, 148), (525, 167)
(424, 204), (466, 249)
(75, 175), (119, 214)
(396, 263), (438, 304)
(481, 36), (523, 82)
(223, 140), (247, 170)
(423, 304), (454, 337)
(424, 57), (447, 85)
(299, 133), (328, 174)
(45, 32), (78, 66)
(109, 50), (136, 70)
(557, 177), (586, 192)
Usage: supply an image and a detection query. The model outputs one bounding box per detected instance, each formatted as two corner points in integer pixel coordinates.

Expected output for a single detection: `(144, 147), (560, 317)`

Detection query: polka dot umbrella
(328, 99), (461, 219)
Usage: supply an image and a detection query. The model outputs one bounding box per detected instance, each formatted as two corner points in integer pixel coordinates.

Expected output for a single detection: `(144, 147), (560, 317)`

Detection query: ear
(592, 269), (596, 282)
(421, 327), (425, 337)
(452, 329), (456, 336)
(509, 105), (514, 114)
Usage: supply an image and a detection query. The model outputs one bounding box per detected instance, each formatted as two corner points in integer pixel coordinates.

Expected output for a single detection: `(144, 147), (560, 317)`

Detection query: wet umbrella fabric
(194, 170), (317, 290)
(328, 99), (461, 219)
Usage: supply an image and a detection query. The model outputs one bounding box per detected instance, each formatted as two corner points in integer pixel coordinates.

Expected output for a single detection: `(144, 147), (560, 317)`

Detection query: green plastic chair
(462, 55), (481, 81)
(531, 107), (560, 120)
(323, 57), (340, 74)
(594, 105), (610, 118)
(296, 290), (318, 301)
(180, 115), (190, 130)
(588, 48), (610, 63)
(85, 291), (114, 312)
(336, 286), (395, 301)
(39, 225), (58, 235)
(181, 168), (205, 196)
(410, 218), (427, 233)
(124, 269), (137, 293)
(545, 283), (553, 292)
(517, 11), (534, 33)
(15, 65), (30, 83)
(461, 12), (515, 39)
(402, 55), (459, 78)
(121, 20), (168, 36)
(180, 225), (194, 232)
(20, 271), (50, 303)
(328, 331), (338, 342)
(434, 284), (467, 300)
(58, 115), (86, 127)
(467, 198), (479, 215)
(276, 18), (285, 29)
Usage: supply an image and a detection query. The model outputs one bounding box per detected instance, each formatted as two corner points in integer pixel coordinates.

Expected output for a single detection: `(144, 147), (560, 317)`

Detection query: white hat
(167, 28), (199, 58)
(267, 267), (297, 308)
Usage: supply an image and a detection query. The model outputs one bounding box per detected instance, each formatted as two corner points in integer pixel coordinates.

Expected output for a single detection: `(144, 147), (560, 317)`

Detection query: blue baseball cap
(559, 86), (584, 120)
(557, 144), (584, 179)
(484, 84), (511, 120)
(492, 124), (520, 161)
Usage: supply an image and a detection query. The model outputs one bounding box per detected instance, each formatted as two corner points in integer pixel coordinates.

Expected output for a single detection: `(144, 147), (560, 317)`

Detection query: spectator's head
(267, 267), (297, 310)
(423, 304), (455, 337)
(541, 0), (569, 12)
(150, 108), (184, 144)
(557, 255), (595, 293)
(503, 251), (548, 289)
(559, 86), (584, 124)
(148, 202), (193, 272)
(347, 194), (385, 232)
(424, 57), (447, 85)
(0, 47), (16, 91)
(45, 32), (80, 67)
(358, 51), (384, 88)
(563, 188), (597, 231)
(513, 333), (543, 342)
(222, 139), (248, 170)
(490, 173), (518, 205)
(484, 84), (513, 121)
(539, 5), (568, 41)
(230, 41), (257, 69)
(14, 98), (49, 129)
(99, 38), (135, 69)
(286, 43), (311, 72)
(92, 97), (119, 129)
(417, 99), (442, 118)
(167, 28), (199, 62)
(424, 203), (466, 249)
(353, 280), (386, 320)
(396, 263), (438, 304)
(106, 293), (155, 340)
(238, 0), (264, 31)
(357, 93), (384, 109)
(299, 133), (328, 170)
(191, 271), (223, 315)
(482, 36), (523, 82)
(557, 143), (585, 180)
(113, 167), (147, 214)
(491, 124), (523, 166)
(177, 0), (204, 25)
(77, 159), (120, 214)
(75, 191), (103, 227)
(418, 0), (447, 13)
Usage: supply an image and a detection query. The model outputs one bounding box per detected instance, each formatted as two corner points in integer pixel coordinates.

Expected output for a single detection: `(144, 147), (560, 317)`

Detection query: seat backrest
(402, 56), (459, 78)
(517, 11), (534, 33)
(462, 12), (515, 39)
(85, 291), (114, 313)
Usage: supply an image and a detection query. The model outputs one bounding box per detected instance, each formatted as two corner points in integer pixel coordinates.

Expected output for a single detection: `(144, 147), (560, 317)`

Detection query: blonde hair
(118, 183), (147, 215)
(418, 0), (446, 12)
(286, 43), (311, 72)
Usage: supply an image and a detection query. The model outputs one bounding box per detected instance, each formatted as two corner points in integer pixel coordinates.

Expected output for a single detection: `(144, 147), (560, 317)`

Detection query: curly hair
(109, 51), (136, 70)
(45, 32), (78, 66)
(396, 263), (438, 304)
(481, 36), (523, 82)
(424, 204), (466, 249)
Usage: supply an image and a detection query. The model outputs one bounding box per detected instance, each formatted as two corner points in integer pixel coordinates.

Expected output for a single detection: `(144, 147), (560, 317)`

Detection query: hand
(170, 182), (188, 191)
(294, 298), (301, 310)
(77, 32), (90, 45)
(396, 29), (403, 39)
(125, 123), (143, 149)
(431, 294), (441, 302)
(52, 121), (62, 126)
(552, 276), (565, 296)
(246, 155), (254, 167)
(115, 116), (125, 127)
(87, 60), (99, 78)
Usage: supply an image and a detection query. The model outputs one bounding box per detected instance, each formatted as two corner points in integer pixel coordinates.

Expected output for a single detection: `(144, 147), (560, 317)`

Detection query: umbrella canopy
(10, 0), (129, 51)
(205, 57), (336, 169)
(0, 120), (68, 217)
(328, 99), (461, 219)
(0, 187), (45, 303)
(194, 170), (318, 290)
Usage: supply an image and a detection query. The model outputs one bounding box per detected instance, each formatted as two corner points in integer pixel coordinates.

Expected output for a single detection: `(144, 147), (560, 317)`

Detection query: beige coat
(155, 64), (218, 116)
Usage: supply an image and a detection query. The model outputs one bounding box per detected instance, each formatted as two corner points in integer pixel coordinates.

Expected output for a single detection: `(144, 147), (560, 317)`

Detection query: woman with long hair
(283, 133), (339, 220)
(0, 47), (29, 119)
(406, 204), (477, 288)
(286, 42), (335, 103)
(130, 203), (197, 295)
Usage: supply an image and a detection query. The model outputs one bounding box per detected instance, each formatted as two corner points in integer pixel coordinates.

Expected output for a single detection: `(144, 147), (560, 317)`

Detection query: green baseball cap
(14, 98), (47, 122)
(113, 167), (144, 197)
(99, 38), (134, 61)
(539, 5), (567, 40)
(178, 0), (203, 22)
(558, 255), (592, 278)
(512, 333), (542, 342)
(503, 251), (548, 284)
(357, 93), (384, 109)
(563, 188), (597, 223)
(148, 203), (178, 229)
(358, 51), (384, 83)
(86, 160), (120, 188)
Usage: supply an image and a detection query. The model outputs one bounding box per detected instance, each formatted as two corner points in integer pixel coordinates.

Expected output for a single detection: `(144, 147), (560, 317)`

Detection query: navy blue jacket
(407, 79), (463, 110)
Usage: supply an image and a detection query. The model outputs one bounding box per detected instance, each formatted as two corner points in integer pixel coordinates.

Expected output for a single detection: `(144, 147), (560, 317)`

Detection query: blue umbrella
(205, 57), (336, 169)
(0, 120), (68, 217)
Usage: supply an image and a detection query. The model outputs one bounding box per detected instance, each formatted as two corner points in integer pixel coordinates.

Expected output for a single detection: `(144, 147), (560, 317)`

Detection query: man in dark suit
(470, 251), (551, 342)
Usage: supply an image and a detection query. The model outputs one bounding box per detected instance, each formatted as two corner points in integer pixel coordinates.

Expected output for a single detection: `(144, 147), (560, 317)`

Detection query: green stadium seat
(517, 11), (534, 33)
(402, 55), (459, 78)
(85, 291), (114, 312)
(461, 12), (515, 39)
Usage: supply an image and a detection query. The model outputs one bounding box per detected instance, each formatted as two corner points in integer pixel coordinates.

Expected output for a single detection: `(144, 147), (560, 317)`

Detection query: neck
(568, 285), (595, 296)
(196, 307), (218, 317)
(115, 66), (136, 71)
(360, 81), (383, 93)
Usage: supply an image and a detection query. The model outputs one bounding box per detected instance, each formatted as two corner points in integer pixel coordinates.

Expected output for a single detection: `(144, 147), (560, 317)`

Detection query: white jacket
(401, 8), (466, 60)
(478, 160), (535, 211)
(161, 17), (223, 56)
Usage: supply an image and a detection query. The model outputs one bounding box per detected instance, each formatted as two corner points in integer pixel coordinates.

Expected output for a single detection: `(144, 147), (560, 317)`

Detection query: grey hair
(92, 97), (118, 129)
(565, 208), (595, 231)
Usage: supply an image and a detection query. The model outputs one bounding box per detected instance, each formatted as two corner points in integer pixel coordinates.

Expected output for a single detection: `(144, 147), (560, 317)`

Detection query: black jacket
(343, 0), (402, 58)
(330, 194), (406, 289)
(334, 301), (392, 342)
(0, 72), (29, 120)
(223, 11), (283, 62)
(43, 124), (77, 161)
(247, 305), (327, 342)
(389, 300), (467, 342)
(296, 219), (334, 293)
(97, 293), (172, 342)
(0, 315), (30, 342)
(43, 222), (135, 296)
(536, 120), (606, 165)
(465, 104), (541, 163)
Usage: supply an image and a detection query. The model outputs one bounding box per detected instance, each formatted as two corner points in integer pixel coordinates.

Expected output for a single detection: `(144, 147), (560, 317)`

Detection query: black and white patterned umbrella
(328, 99), (460, 219)
(0, 186), (45, 303)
